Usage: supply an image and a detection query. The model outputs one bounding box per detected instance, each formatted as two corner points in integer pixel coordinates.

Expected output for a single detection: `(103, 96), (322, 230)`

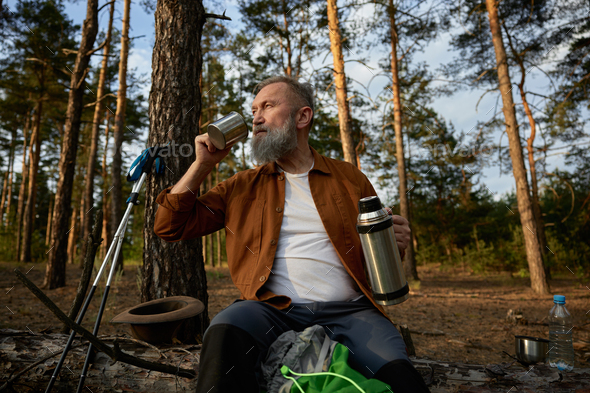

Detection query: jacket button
(270, 239), (276, 245)
(278, 175), (284, 181)
(259, 275), (266, 282)
(276, 207), (283, 213)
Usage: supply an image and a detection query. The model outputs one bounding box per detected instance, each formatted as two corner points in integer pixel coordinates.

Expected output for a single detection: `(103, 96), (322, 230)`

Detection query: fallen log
(0, 330), (199, 392)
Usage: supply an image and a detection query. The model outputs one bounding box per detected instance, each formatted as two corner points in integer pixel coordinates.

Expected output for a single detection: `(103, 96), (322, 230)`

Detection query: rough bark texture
(110, 0), (131, 272)
(80, 0), (114, 266)
(15, 116), (30, 258)
(45, 0), (99, 289)
(21, 99), (43, 262)
(142, 0), (209, 343)
(485, 0), (549, 294)
(389, 0), (418, 281)
(327, 0), (357, 166)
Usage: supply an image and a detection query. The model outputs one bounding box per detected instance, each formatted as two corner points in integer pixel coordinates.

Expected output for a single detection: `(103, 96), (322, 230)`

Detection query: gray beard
(251, 113), (298, 165)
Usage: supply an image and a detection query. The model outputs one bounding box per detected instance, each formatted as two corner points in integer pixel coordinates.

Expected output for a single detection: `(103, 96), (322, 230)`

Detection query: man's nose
(253, 111), (264, 126)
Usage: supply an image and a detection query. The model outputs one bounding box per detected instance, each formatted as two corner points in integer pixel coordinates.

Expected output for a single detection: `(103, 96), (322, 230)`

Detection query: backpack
(261, 325), (392, 393)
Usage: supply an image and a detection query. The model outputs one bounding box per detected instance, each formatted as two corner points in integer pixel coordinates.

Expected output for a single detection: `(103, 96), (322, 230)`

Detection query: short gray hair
(254, 76), (315, 129)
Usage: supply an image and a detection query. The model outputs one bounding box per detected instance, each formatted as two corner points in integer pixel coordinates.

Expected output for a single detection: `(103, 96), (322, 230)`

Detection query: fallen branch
(14, 269), (196, 379)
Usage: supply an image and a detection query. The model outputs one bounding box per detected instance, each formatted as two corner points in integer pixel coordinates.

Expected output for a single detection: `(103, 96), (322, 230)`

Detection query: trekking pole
(44, 145), (168, 393)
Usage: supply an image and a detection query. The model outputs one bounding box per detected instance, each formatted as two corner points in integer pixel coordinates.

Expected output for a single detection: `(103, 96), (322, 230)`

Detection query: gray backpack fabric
(261, 325), (337, 393)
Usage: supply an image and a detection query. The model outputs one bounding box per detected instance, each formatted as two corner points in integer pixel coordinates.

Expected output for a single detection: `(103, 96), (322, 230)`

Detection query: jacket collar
(260, 145), (331, 175)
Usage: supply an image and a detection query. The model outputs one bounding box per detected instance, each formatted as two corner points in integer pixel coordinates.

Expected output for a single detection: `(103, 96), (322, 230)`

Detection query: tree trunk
(207, 172), (213, 267)
(485, 0), (549, 294)
(45, 0), (99, 289)
(45, 194), (53, 245)
(21, 99), (43, 262)
(101, 109), (111, 262)
(66, 206), (78, 265)
(0, 169), (8, 225)
(110, 0), (131, 272)
(80, 0), (114, 265)
(326, 0), (357, 166)
(216, 164), (221, 266)
(15, 115), (31, 259)
(388, 0), (418, 281)
(142, 0), (209, 343)
(3, 129), (16, 227)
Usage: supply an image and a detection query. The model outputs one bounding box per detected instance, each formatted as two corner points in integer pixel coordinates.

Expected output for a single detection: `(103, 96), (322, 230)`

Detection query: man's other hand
(384, 208), (411, 252)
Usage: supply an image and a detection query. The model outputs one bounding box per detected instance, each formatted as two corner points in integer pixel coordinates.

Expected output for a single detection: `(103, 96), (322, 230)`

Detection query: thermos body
(357, 196), (409, 306)
(207, 111), (249, 150)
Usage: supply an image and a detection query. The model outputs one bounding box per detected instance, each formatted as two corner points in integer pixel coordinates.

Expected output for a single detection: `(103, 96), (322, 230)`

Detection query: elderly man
(154, 76), (429, 392)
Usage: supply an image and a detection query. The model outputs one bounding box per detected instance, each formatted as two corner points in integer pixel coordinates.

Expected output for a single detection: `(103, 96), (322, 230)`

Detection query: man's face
(250, 83), (298, 164)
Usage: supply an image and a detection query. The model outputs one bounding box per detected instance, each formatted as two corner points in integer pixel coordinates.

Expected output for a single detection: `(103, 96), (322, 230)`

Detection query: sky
(4, 0), (586, 202)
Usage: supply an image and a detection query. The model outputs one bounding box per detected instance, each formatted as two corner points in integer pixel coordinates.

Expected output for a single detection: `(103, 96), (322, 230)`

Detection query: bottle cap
(553, 295), (565, 304)
(358, 196), (382, 213)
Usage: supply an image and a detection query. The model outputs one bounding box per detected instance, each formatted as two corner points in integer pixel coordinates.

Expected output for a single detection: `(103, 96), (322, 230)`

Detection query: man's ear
(295, 107), (313, 130)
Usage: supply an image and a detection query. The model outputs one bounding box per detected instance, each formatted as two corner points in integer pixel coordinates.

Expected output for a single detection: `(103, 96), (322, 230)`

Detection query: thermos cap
(358, 196), (382, 213)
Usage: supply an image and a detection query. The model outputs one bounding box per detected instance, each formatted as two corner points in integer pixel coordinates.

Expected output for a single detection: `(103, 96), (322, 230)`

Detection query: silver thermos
(356, 196), (409, 305)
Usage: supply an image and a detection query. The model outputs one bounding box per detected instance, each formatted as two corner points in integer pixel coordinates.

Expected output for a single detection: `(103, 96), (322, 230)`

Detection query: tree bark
(110, 0), (131, 272)
(45, 0), (99, 289)
(326, 0), (357, 166)
(15, 114), (30, 259)
(45, 193), (53, 245)
(80, 0), (114, 265)
(0, 169), (8, 225)
(21, 98), (43, 262)
(485, 0), (549, 294)
(216, 164), (221, 266)
(388, 0), (418, 281)
(142, 0), (209, 343)
(3, 129), (16, 226)
(101, 109), (111, 262)
(66, 206), (78, 265)
(207, 172), (213, 267)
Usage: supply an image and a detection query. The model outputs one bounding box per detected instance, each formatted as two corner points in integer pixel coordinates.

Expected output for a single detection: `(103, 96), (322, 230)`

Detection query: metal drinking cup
(207, 111), (249, 150)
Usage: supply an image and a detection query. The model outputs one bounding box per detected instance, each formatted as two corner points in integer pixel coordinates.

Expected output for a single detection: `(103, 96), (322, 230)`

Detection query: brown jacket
(154, 147), (395, 318)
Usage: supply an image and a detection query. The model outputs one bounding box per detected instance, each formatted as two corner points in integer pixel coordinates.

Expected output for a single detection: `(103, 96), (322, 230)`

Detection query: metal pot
(515, 335), (550, 365)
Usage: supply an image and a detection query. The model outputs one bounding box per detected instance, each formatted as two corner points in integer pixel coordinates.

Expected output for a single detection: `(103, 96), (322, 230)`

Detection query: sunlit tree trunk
(21, 98), (43, 262)
(485, 0), (549, 294)
(0, 171), (8, 224)
(327, 0), (357, 166)
(110, 0), (131, 272)
(45, 194), (53, 245)
(389, 0), (418, 280)
(142, 0), (209, 343)
(80, 0), (114, 265)
(67, 207), (78, 265)
(3, 129), (16, 226)
(45, 0), (99, 288)
(100, 110), (111, 262)
(16, 115), (30, 259)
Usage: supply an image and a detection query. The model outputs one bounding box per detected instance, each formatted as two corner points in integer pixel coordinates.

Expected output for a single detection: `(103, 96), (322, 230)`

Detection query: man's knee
(208, 300), (279, 338)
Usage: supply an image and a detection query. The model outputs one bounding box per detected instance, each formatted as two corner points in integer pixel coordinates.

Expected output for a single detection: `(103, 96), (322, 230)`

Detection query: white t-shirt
(262, 161), (363, 303)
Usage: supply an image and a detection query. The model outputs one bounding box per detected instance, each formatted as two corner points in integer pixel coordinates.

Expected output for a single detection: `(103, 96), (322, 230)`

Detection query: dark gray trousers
(195, 296), (429, 392)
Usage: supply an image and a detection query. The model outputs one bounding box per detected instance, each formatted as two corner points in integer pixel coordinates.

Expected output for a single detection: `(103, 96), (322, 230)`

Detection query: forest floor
(2, 261), (590, 367)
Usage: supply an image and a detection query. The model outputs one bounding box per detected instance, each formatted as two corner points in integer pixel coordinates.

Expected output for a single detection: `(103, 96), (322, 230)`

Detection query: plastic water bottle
(548, 295), (574, 371)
